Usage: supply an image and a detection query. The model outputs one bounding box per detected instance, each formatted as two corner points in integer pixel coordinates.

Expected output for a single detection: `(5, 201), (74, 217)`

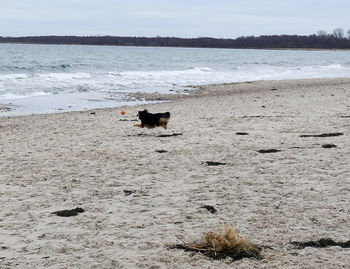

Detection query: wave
(0, 63), (73, 73)
(38, 72), (91, 79)
(0, 73), (29, 79)
(119, 66), (214, 78)
(0, 91), (50, 100)
(319, 64), (343, 69)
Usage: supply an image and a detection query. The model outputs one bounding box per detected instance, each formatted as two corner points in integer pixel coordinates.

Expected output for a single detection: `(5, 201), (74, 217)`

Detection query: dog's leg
(133, 124), (143, 128)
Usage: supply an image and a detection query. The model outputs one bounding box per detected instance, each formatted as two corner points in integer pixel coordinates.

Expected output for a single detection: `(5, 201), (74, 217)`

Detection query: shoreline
(1, 77), (349, 268)
(2, 77), (350, 118)
(2, 42), (350, 51)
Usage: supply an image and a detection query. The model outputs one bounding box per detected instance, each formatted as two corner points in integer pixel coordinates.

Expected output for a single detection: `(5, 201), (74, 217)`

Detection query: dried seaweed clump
(172, 226), (262, 261)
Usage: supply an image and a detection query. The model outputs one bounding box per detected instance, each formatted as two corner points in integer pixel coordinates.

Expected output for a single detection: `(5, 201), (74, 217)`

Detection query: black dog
(133, 109), (171, 129)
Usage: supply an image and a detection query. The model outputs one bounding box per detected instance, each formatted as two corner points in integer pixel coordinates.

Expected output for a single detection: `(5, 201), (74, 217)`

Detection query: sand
(0, 78), (349, 268)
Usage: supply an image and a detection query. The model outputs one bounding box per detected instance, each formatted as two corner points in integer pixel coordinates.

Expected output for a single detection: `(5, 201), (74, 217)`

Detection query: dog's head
(137, 109), (148, 119)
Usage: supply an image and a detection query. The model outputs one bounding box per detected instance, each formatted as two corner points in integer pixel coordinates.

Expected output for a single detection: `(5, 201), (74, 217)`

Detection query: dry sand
(0, 78), (350, 268)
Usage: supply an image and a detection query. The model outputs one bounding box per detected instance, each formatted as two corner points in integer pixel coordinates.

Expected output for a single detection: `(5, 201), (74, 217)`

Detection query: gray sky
(1, 0), (349, 38)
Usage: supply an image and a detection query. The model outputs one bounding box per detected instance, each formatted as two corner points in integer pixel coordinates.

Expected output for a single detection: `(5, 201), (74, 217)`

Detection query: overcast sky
(1, 0), (349, 38)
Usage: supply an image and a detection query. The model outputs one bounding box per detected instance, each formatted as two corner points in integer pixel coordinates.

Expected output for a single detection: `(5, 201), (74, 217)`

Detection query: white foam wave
(38, 72), (91, 80)
(0, 91), (50, 100)
(319, 64), (343, 69)
(0, 73), (29, 80)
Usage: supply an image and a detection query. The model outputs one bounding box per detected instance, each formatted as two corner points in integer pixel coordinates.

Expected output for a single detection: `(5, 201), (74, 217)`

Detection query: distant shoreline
(1, 42), (350, 51)
(1, 34), (350, 50)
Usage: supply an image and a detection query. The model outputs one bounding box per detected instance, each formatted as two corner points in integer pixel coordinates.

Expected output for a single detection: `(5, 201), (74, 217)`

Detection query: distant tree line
(1, 28), (350, 49)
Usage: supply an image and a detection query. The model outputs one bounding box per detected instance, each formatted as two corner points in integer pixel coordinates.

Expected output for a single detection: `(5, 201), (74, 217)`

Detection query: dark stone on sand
(236, 132), (249, 135)
(123, 190), (136, 196)
(341, 116), (350, 118)
(270, 88), (278, 91)
(204, 161), (227, 166)
(90, 112), (96, 115)
(258, 149), (281, 153)
(52, 207), (84, 217)
(200, 205), (217, 213)
(300, 132), (343, 138)
(119, 119), (129, 121)
(155, 150), (168, 153)
(291, 238), (350, 249)
(322, 144), (337, 148)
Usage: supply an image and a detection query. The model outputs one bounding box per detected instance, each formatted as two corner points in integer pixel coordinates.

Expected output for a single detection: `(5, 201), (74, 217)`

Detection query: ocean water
(1, 43), (350, 115)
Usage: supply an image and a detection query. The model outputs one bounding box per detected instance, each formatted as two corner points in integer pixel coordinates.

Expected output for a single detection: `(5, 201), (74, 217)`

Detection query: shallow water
(1, 43), (350, 115)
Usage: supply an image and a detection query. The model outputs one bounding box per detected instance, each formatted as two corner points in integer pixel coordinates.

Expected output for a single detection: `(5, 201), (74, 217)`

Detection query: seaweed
(203, 161), (227, 166)
(300, 132), (343, 138)
(52, 207), (84, 217)
(200, 205), (217, 213)
(258, 149), (281, 153)
(291, 238), (350, 249)
(170, 226), (262, 261)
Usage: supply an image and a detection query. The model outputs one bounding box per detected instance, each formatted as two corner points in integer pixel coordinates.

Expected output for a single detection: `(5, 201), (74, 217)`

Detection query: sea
(1, 43), (350, 116)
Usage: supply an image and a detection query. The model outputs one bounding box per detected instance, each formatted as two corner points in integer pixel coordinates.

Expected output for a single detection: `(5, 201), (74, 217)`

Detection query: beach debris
(341, 116), (350, 118)
(123, 190), (136, 196)
(52, 207), (84, 217)
(200, 205), (217, 213)
(155, 150), (168, 153)
(236, 132), (249, 135)
(90, 112), (96, 115)
(270, 88), (278, 91)
(157, 132), (182, 137)
(322, 144), (337, 148)
(121, 110), (125, 115)
(170, 226), (262, 261)
(258, 149), (281, 153)
(119, 119), (129, 121)
(300, 132), (343, 138)
(132, 132), (182, 137)
(291, 238), (350, 249)
(203, 161), (227, 166)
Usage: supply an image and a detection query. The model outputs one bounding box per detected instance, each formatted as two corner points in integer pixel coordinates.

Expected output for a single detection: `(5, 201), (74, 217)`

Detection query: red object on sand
(121, 110), (125, 115)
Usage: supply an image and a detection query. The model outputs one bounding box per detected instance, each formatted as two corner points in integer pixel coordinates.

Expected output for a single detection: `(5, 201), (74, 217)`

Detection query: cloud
(0, 0), (349, 37)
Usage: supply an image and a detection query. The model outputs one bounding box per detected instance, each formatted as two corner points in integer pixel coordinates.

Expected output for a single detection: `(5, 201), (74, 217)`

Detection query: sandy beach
(1, 78), (349, 268)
